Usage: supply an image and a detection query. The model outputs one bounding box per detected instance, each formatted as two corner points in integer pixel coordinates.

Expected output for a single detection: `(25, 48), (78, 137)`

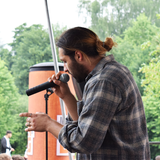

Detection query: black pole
(44, 88), (53, 160)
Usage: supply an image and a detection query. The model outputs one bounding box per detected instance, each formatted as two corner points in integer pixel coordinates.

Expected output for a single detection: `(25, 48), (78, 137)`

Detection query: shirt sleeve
(1, 138), (11, 150)
(65, 113), (73, 123)
(58, 80), (122, 153)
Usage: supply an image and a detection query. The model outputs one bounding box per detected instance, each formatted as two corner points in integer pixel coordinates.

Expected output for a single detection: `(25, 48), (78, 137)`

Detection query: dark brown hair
(6, 130), (12, 135)
(56, 27), (117, 59)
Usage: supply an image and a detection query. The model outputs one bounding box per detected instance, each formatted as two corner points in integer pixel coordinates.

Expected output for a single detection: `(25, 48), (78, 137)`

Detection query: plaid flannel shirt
(58, 54), (150, 160)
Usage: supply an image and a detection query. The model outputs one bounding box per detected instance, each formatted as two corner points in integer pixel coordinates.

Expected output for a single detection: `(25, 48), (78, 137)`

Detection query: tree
(9, 23), (67, 94)
(11, 95), (28, 154)
(52, 24), (68, 61)
(139, 32), (160, 159)
(0, 47), (14, 71)
(0, 59), (18, 134)
(111, 14), (159, 95)
(78, 0), (160, 39)
(0, 59), (27, 154)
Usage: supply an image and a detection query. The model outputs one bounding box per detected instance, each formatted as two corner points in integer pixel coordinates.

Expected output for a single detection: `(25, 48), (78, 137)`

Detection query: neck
(5, 135), (9, 138)
(86, 56), (103, 72)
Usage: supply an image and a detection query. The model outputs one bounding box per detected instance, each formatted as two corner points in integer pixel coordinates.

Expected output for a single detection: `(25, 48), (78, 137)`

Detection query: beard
(68, 60), (89, 83)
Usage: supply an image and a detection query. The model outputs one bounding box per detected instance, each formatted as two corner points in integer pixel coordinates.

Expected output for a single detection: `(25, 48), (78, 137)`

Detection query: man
(20, 27), (150, 160)
(1, 130), (15, 156)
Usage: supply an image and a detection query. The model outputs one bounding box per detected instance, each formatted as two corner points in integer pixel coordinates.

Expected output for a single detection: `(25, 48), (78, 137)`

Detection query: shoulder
(86, 60), (136, 95)
(102, 60), (131, 80)
(1, 137), (6, 142)
(1, 137), (5, 140)
(92, 60), (131, 83)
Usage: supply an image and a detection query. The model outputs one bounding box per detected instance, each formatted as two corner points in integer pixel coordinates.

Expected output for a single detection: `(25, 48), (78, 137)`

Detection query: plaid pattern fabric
(58, 54), (150, 160)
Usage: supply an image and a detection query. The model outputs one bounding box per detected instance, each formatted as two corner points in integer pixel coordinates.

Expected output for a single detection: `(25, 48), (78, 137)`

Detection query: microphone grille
(60, 74), (70, 83)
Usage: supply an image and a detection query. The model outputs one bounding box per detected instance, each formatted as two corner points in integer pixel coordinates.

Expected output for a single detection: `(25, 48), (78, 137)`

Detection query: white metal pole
(44, 0), (73, 160)
(44, 0), (66, 123)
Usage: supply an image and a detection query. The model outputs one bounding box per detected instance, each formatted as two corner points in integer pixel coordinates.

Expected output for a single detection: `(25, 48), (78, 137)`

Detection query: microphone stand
(44, 88), (53, 160)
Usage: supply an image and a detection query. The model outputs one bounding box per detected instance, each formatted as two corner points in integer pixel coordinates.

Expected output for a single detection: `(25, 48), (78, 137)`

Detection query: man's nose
(64, 63), (68, 72)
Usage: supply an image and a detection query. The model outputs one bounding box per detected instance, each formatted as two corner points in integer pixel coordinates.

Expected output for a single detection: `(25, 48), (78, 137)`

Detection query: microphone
(26, 74), (69, 96)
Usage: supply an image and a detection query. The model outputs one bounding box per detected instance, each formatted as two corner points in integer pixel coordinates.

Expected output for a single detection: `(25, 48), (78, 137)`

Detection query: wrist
(63, 93), (75, 102)
(46, 117), (53, 132)
(46, 118), (63, 138)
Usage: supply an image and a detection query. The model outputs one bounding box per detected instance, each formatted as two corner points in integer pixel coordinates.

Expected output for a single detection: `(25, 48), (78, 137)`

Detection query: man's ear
(74, 51), (83, 62)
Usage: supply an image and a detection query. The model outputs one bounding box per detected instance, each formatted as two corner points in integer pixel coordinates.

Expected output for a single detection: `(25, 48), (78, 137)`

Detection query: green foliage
(123, 14), (158, 46)
(9, 23), (67, 94)
(53, 24), (67, 41)
(0, 47), (13, 71)
(0, 22), (67, 154)
(139, 33), (160, 158)
(53, 24), (68, 61)
(0, 59), (28, 154)
(157, 14), (160, 19)
(78, 0), (160, 39)
(78, 1), (160, 96)
(11, 95), (28, 155)
(0, 59), (19, 132)
(10, 24), (52, 94)
(112, 14), (159, 95)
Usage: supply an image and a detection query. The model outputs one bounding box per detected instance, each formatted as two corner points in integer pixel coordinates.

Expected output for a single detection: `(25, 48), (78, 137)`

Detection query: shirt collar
(85, 54), (115, 82)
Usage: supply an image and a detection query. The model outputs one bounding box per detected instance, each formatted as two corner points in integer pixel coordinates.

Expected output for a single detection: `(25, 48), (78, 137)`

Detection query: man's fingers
(19, 112), (31, 117)
(48, 77), (52, 82)
(20, 112), (48, 132)
(19, 112), (36, 117)
(25, 126), (34, 132)
(56, 72), (62, 79)
(50, 72), (62, 81)
(25, 122), (31, 127)
(36, 112), (45, 114)
(27, 117), (31, 122)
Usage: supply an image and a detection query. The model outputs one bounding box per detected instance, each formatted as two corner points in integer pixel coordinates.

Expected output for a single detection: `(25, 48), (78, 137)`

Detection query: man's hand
(48, 72), (71, 100)
(11, 148), (15, 152)
(19, 112), (63, 138)
(19, 112), (51, 132)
